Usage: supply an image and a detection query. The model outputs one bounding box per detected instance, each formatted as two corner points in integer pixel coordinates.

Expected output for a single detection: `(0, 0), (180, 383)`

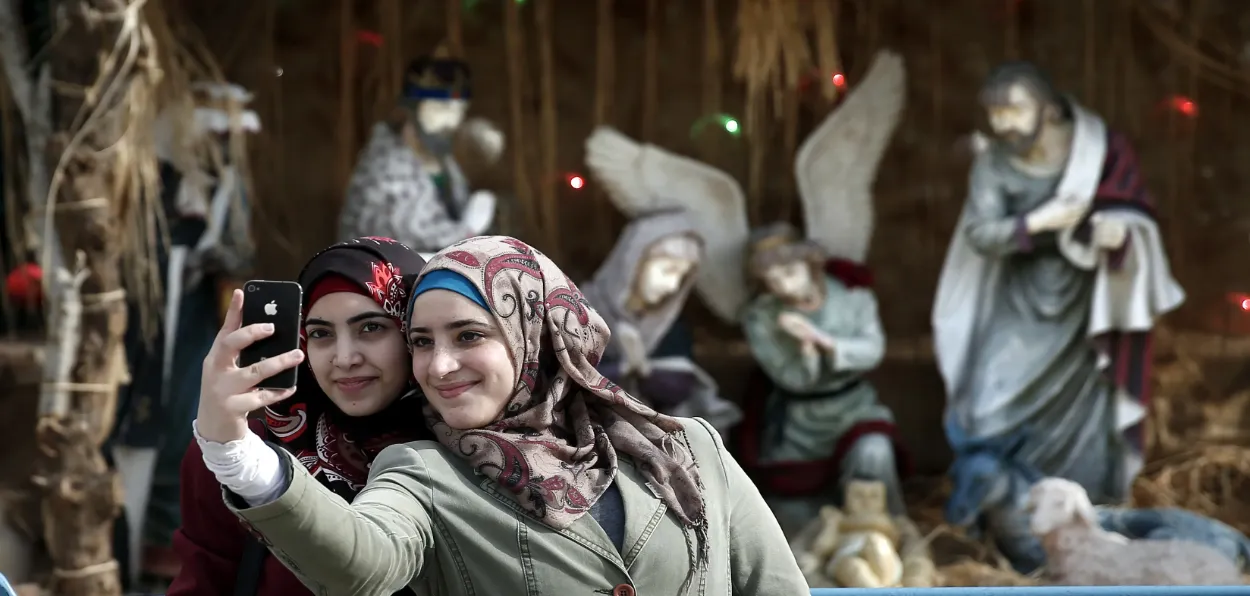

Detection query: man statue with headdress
(339, 45), (504, 255)
(933, 60), (1185, 507)
(581, 52), (910, 531)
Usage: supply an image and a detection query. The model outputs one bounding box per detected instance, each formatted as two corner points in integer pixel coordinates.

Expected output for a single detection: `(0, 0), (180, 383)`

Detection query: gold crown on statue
(403, 43), (472, 101)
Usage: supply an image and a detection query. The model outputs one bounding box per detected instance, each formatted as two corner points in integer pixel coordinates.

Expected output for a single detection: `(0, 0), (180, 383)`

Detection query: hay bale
(1133, 444), (1250, 535)
(938, 559), (1040, 587)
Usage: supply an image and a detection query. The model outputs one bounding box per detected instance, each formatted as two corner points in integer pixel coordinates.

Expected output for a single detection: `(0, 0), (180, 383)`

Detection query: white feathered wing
(794, 49), (907, 263)
(584, 126), (751, 321)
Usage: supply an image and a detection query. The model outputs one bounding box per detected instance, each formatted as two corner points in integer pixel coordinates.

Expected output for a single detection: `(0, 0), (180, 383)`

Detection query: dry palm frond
(732, 0), (812, 135)
(35, 0), (246, 338)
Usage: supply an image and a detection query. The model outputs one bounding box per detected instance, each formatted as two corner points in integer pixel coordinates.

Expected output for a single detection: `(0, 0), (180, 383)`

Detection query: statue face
(416, 99), (469, 135)
(762, 260), (816, 302)
(844, 479), (887, 516)
(985, 83), (1042, 155)
(637, 256), (695, 307)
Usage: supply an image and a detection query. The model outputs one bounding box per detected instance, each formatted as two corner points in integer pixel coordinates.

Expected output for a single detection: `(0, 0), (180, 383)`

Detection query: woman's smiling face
(407, 289), (516, 429)
(303, 291), (411, 416)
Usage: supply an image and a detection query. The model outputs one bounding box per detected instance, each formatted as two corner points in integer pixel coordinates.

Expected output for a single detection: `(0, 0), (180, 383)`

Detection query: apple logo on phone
(264, 301), (278, 316)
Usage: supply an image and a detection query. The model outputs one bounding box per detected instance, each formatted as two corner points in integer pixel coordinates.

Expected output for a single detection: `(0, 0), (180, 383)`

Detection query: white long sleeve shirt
(193, 419), (286, 507)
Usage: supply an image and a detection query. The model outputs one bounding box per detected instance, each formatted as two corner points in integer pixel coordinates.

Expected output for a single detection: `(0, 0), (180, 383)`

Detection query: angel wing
(584, 126), (751, 321)
(794, 49), (907, 263)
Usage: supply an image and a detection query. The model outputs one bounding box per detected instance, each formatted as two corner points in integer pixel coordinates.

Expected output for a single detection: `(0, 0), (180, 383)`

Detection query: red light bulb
(568, 175), (585, 190)
(832, 73), (846, 88)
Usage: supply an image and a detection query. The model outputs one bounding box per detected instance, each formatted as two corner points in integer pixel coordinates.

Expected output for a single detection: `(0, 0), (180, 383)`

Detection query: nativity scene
(2, 1), (1250, 593)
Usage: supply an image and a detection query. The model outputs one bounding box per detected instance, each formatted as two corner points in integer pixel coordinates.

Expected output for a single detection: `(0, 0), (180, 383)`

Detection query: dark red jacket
(167, 422), (310, 596)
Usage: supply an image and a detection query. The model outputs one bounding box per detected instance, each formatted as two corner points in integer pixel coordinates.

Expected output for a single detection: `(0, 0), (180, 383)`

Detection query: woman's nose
(333, 338), (364, 367)
(427, 347), (459, 378)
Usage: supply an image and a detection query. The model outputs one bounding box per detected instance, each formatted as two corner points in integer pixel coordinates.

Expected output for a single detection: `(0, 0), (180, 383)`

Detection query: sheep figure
(1027, 477), (1244, 586)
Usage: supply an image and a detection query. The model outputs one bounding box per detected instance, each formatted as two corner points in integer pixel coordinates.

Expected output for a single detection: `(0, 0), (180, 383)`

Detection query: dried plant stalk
(338, 0), (359, 213)
(641, 0), (660, 141)
(535, 0), (560, 260)
(811, 0), (841, 104)
(700, 0), (722, 160)
(593, 0), (615, 238)
(503, 0), (537, 236)
(446, 0), (463, 56)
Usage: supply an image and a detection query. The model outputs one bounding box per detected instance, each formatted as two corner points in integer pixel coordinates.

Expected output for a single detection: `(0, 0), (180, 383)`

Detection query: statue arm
(962, 156), (1037, 257)
(742, 302), (822, 393)
(826, 287), (886, 373)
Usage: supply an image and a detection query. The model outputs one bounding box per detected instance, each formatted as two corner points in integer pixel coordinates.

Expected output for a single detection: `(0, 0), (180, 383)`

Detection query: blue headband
(411, 269), (489, 312)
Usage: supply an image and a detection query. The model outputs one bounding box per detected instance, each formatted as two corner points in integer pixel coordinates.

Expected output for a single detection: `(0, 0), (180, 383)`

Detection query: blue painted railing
(811, 588), (1250, 596)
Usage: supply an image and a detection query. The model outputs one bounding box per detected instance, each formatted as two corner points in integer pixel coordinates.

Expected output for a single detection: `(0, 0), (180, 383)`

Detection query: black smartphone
(238, 280), (303, 390)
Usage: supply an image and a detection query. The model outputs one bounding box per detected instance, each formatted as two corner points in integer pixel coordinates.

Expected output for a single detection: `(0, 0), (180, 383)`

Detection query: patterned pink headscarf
(413, 236), (709, 535)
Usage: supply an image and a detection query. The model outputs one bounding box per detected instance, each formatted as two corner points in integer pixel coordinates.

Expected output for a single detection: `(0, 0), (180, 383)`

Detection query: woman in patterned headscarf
(171, 237), (428, 596)
(195, 236), (808, 595)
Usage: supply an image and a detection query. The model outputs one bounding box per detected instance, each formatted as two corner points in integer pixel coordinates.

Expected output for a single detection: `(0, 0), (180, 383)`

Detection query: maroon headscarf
(262, 237), (430, 500)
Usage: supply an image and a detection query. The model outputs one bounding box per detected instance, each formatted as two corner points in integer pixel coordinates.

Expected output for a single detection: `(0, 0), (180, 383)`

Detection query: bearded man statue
(933, 61), (1184, 507)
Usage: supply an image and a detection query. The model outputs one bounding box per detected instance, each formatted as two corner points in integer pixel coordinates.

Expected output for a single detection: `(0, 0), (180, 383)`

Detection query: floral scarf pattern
(411, 236), (708, 534)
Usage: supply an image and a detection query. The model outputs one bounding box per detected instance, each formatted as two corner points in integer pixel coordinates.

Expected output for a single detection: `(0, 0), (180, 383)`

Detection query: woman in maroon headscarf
(168, 237), (430, 596)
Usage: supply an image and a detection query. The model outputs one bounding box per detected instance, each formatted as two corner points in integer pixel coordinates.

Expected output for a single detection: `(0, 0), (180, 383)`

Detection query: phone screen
(238, 280), (303, 390)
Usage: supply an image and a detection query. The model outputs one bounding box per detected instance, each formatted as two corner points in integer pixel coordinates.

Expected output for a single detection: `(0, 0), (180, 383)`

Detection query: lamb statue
(1027, 477), (1244, 586)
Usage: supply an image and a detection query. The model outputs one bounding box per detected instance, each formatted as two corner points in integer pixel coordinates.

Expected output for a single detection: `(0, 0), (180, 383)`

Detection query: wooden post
(35, 0), (148, 593)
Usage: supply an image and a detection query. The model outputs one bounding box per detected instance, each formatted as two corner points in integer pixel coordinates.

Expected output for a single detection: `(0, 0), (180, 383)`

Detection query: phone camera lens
(246, 285), (257, 293)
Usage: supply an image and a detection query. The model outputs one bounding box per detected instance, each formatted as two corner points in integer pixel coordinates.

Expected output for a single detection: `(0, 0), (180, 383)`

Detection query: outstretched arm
(227, 444), (435, 595)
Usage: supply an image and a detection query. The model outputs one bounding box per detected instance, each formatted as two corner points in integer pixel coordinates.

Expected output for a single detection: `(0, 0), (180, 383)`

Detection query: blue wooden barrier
(811, 588), (1250, 596)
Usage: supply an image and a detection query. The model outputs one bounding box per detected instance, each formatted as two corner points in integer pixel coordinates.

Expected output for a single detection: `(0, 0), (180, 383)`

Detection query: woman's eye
(457, 331), (484, 343)
(361, 322), (384, 333)
(306, 328), (329, 339)
(410, 336), (432, 348)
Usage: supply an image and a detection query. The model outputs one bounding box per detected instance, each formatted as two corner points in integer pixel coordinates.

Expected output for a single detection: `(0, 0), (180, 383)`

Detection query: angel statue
(581, 137), (743, 433)
(584, 50), (910, 531)
(338, 44), (506, 257)
(933, 61), (1185, 511)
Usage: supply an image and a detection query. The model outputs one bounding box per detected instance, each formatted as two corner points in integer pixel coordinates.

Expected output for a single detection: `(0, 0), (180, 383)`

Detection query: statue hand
(777, 311), (811, 340)
(464, 118), (505, 163)
(462, 190), (497, 235)
(1090, 214), (1128, 250)
(1025, 197), (1087, 233)
(800, 339), (819, 362)
(616, 323), (651, 378)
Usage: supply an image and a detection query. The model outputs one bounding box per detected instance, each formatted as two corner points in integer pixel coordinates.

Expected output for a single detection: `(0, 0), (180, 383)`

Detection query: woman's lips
(434, 381), (478, 399)
(334, 377), (376, 393)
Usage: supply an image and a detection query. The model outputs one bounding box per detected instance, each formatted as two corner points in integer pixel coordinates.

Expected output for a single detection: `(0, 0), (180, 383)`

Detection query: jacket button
(612, 584), (635, 596)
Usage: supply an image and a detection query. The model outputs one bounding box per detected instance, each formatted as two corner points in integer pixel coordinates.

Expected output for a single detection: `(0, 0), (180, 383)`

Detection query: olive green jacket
(228, 417), (808, 595)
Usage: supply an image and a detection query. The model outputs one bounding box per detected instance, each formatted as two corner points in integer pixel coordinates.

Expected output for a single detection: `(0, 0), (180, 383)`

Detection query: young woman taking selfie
(193, 236), (808, 595)
(169, 237), (428, 595)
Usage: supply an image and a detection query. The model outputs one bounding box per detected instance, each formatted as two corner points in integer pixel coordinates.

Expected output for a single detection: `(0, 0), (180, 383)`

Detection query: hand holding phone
(195, 284), (305, 444)
(238, 280), (303, 390)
